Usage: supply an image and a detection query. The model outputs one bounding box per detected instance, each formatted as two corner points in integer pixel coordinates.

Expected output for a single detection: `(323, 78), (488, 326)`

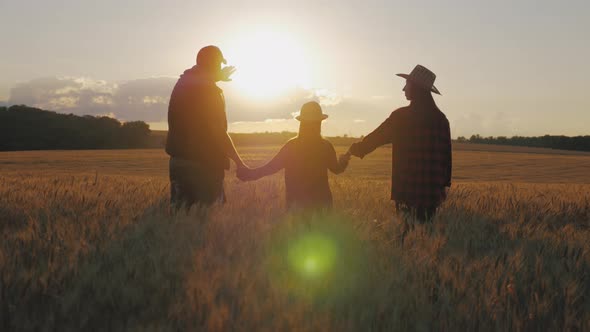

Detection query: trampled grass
(0, 145), (589, 331)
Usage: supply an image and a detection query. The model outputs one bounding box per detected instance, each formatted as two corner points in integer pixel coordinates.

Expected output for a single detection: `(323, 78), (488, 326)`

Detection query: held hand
(338, 152), (351, 167)
(236, 165), (252, 181)
(236, 165), (245, 181)
(233, 156), (248, 170)
(343, 150), (352, 159)
(219, 66), (236, 82)
(348, 143), (360, 157)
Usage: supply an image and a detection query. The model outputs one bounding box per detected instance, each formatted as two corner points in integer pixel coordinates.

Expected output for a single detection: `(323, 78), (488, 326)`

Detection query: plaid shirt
(350, 105), (452, 208)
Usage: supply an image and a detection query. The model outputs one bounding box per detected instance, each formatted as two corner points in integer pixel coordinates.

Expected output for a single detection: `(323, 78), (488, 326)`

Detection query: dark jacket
(245, 136), (347, 209)
(165, 66), (230, 171)
(350, 104), (452, 208)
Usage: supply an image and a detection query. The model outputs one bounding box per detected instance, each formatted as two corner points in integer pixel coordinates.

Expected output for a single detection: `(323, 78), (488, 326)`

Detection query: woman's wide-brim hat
(396, 64), (441, 95)
(295, 101), (329, 122)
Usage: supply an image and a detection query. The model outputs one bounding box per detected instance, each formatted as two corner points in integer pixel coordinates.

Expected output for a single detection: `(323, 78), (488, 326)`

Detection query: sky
(1, 0), (589, 137)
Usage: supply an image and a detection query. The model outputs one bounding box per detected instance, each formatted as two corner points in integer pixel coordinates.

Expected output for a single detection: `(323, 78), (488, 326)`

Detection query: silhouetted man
(237, 101), (350, 210)
(349, 65), (452, 222)
(166, 45), (246, 209)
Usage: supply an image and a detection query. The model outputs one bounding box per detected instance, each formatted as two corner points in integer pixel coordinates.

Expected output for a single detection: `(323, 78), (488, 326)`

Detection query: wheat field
(1, 145), (589, 331)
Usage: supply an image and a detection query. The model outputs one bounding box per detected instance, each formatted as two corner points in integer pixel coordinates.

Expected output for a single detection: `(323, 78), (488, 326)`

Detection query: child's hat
(295, 101), (328, 122)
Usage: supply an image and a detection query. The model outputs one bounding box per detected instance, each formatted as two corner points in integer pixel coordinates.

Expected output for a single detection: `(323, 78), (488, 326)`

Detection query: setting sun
(226, 29), (310, 99)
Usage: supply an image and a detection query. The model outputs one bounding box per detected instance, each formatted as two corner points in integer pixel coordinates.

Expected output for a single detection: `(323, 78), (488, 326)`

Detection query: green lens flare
(288, 233), (337, 279)
(266, 214), (370, 303)
(303, 257), (317, 272)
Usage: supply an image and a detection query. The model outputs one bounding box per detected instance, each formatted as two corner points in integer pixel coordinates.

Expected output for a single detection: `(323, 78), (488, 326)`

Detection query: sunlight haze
(227, 28), (311, 99)
(1, 0), (589, 137)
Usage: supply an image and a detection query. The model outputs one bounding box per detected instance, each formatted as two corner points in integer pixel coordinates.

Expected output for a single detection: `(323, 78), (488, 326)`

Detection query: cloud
(315, 89), (343, 106)
(96, 112), (116, 118)
(9, 76), (314, 123)
(7, 76), (396, 136)
(8, 76), (175, 122)
(222, 85), (316, 122)
(370, 95), (393, 101)
(10, 77), (84, 108)
(225, 95), (395, 137)
(450, 111), (521, 138)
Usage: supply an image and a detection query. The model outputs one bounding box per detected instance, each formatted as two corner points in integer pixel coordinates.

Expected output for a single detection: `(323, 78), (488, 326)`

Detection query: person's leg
(190, 167), (225, 207)
(396, 202), (436, 223)
(415, 206), (437, 223)
(395, 202), (410, 215)
(169, 158), (196, 211)
(426, 206), (437, 221)
(394, 201), (412, 246)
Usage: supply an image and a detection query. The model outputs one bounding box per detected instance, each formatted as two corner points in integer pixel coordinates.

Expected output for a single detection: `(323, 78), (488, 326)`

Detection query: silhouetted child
(237, 101), (350, 210)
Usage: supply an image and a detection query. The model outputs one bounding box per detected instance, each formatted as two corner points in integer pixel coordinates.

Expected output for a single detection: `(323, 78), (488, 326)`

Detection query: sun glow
(226, 29), (310, 99)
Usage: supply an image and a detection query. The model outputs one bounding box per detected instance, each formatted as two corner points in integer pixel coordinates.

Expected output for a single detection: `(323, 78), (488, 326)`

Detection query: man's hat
(396, 65), (441, 95)
(295, 101), (328, 122)
(197, 45), (227, 66)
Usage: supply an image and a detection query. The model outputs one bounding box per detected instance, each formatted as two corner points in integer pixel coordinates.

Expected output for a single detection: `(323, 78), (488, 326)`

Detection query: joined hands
(338, 151), (352, 168)
(236, 164), (252, 181)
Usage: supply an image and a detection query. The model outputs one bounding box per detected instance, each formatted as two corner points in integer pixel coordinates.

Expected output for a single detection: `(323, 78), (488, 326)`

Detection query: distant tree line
(9, 104), (587, 152)
(0, 105), (154, 151)
(0, 105), (362, 151)
(457, 134), (590, 152)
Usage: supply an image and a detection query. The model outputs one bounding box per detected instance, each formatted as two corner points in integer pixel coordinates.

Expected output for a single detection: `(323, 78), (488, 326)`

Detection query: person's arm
(223, 133), (246, 168)
(349, 113), (395, 158)
(327, 143), (349, 174)
(201, 86), (246, 168)
(239, 144), (288, 181)
(443, 119), (452, 187)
